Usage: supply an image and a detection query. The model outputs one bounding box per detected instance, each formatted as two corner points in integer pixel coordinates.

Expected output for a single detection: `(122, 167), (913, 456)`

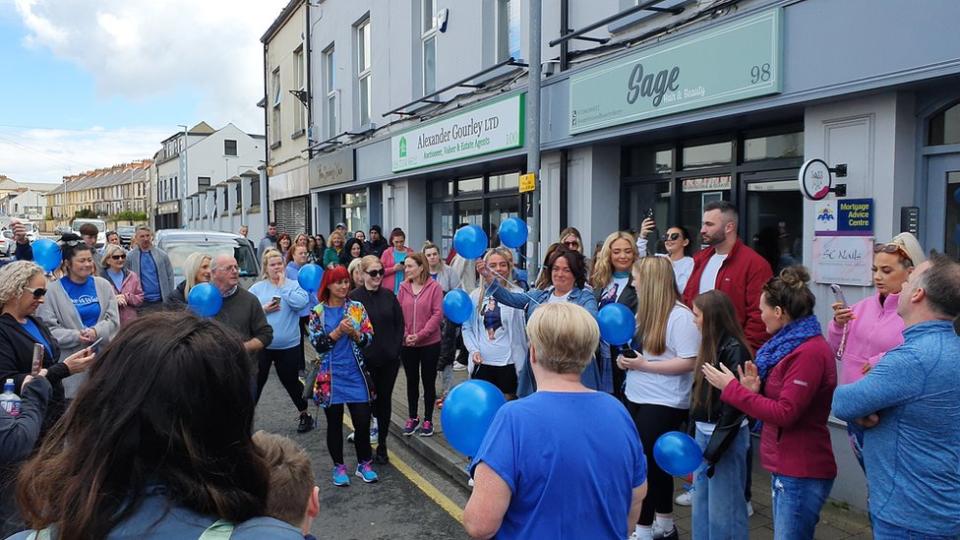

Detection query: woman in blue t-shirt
(37, 235), (119, 399)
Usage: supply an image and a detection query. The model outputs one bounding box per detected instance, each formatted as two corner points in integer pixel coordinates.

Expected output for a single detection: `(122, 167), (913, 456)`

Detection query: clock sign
(799, 159), (834, 201)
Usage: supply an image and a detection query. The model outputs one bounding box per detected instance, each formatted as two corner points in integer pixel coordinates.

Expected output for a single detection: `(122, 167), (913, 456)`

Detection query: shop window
(624, 147), (673, 175)
(743, 132), (803, 161)
(680, 176), (732, 249)
(338, 190), (368, 234)
(458, 177), (483, 194)
(488, 195), (521, 245)
(946, 171), (960, 261)
(432, 180), (454, 198)
(746, 179), (804, 273)
(682, 141), (732, 170)
(489, 172), (519, 191)
(929, 102), (960, 146)
(624, 180), (672, 253)
(431, 202), (454, 255)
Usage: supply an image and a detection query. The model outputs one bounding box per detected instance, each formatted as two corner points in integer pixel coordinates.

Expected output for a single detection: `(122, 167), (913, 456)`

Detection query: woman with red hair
(306, 265), (378, 487)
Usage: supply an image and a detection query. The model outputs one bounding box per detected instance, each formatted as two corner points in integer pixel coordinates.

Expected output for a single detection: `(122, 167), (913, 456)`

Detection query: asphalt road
(253, 372), (471, 540)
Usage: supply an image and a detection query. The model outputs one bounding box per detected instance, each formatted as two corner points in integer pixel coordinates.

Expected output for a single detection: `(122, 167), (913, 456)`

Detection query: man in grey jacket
(125, 226), (175, 312)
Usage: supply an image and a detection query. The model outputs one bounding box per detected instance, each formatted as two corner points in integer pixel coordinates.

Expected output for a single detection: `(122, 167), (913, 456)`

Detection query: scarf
(754, 314), (822, 382)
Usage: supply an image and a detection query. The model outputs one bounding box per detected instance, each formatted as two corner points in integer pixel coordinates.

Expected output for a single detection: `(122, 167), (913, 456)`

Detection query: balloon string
(478, 262), (542, 307)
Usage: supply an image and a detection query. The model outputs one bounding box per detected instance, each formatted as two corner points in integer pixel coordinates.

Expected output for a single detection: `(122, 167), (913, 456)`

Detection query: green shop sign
(569, 9), (782, 135)
(391, 94), (524, 172)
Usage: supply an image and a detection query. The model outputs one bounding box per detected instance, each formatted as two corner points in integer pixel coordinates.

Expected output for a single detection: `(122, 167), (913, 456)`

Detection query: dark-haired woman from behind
(9, 312), (305, 540)
(702, 266), (837, 540)
(689, 290), (751, 540)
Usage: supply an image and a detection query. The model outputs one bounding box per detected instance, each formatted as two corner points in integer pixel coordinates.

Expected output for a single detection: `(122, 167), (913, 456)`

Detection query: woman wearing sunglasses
(99, 244), (143, 326)
(827, 232), (925, 469)
(349, 256), (404, 463)
(0, 261), (96, 432)
(636, 218), (695, 292)
(37, 235), (119, 400)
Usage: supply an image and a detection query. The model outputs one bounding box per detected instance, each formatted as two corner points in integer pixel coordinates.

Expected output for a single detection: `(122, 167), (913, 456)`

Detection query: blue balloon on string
(454, 225), (488, 259)
(187, 283), (223, 318)
(498, 217), (528, 249)
(441, 379), (507, 457)
(32, 239), (62, 273)
(597, 303), (636, 346)
(653, 431), (704, 477)
(297, 263), (323, 291)
(443, 289), (473, 324)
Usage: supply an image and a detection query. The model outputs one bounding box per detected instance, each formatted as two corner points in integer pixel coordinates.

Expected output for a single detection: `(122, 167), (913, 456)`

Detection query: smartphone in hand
(829, 284), (847, 309)
(89, 337), (104, 351)
(31, 343), (43, 376)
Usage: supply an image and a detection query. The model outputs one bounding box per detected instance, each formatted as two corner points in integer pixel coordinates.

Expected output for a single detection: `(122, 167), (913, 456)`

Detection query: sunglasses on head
(662, 232), (682, 242)
(24, 287), (46, 299)
(365, 269), (385, 277)
(874, 243), (912, 264)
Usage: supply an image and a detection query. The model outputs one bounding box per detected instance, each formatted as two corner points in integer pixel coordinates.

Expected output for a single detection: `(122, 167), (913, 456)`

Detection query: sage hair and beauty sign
(391, 94), (524, 172)
(569, 9), (782, 135)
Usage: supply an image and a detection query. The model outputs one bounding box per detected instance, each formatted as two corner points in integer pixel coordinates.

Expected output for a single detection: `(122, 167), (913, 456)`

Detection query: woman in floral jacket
(307, 264), (378, 487)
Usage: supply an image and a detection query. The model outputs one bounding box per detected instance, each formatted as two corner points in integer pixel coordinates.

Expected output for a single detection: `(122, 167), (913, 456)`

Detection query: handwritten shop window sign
(813, 236), (874, 286)
(814, 199), (873, 236)
(568, 9), (781, 135)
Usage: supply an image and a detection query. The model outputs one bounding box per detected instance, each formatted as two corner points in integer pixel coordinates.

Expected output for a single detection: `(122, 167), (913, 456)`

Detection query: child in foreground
(253, 431), (321, 540)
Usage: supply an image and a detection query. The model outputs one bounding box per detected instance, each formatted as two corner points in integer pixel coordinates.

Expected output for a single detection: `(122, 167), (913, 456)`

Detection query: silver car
(154, 230), (260, 289)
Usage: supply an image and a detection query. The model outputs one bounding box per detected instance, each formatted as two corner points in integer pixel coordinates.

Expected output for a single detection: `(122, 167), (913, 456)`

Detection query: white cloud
(13, 0), (288, 133)
(0, 126), (173, 182)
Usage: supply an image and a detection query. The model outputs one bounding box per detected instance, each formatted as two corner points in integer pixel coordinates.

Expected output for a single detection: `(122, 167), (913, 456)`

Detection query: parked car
(117, 225), (137, 246)
(155, 230), (260, 290)
(0, 231), (10, 257)
(54, 225), (74, 236)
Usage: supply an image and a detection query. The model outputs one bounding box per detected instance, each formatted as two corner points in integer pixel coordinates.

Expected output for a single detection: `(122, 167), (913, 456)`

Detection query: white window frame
(356, 18), (372, 126)
(324, 44), (338, 138)
(496, 0), (521, 62)
(293, 45), (306, 134)
(271, 68), (282, 143)
(421, 0), (437, 95)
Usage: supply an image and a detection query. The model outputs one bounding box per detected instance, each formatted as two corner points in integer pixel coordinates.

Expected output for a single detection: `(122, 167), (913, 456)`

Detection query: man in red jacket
(682, 201), (773, 352)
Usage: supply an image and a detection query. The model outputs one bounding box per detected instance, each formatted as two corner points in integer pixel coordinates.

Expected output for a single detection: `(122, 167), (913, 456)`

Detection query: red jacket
(397, 278), (444, 347)
(682, 239), (772, 351)
(721, 336), (838, 480)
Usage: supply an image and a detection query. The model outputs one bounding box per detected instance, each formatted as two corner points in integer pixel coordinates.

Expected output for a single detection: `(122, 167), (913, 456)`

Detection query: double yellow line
(343, 417), (464, 524)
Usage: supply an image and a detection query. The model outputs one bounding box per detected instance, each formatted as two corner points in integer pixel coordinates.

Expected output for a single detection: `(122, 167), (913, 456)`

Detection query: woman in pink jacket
(99, 244), (143, 326)
(827, 232), (924, 467)
(380, 227), (415, 296)
(397, 252), (444, 437)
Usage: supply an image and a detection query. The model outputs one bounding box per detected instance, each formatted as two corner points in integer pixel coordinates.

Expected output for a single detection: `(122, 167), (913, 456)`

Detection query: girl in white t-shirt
(617, 256), (701, 540)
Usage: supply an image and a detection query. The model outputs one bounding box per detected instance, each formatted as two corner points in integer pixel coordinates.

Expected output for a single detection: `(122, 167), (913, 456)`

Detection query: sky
(0, 0), (287, 183)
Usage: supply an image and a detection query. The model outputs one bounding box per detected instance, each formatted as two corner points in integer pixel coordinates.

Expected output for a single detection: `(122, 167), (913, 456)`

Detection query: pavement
(386, 365), (875, 540)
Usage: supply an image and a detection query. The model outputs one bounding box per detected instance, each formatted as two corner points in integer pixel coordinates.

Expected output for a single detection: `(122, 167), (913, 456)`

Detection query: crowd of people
(0, 202), (958, 539)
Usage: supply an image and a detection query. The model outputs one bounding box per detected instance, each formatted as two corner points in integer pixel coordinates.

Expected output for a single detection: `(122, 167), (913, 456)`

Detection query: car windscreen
(163, 241), (259, 278)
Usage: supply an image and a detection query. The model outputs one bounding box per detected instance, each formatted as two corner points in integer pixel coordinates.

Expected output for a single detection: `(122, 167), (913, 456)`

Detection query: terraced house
(47, 160), (152, 227)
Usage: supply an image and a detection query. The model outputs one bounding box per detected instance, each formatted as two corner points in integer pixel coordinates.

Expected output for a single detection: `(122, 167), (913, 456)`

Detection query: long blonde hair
(632, 257), (682, 356)
(590, 231), (637, 291)
(183, 252), (212, 297)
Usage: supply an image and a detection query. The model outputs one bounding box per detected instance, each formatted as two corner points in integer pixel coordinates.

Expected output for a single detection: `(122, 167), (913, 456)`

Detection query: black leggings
(323, 402), (373, 465)
(368, 360), (400, 449)
(256, 346), (308, 412)
(401, 343), (441, 422)
(626, 401), (689, 526)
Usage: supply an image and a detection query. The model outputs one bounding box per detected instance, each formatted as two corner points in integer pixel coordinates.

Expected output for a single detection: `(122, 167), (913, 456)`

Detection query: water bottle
(0, 379), (21, 417)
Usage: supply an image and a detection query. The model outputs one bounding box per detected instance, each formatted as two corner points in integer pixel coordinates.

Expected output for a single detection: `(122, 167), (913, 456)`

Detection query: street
(253, 373), (470, 540)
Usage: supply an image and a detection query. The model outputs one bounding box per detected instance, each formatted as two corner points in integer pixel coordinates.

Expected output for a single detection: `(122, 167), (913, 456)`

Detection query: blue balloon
(498, 217), (528, 249)
(653, 431), (704, 477)
(32, 239), (61, 273)
(441, 380), (507, 457)
(454, 225), (488, 260)
(297, 263), (323, 291)
(597, 303), (636, 346)
(187, 283), (223, 318)
(443, 289), (473, 324)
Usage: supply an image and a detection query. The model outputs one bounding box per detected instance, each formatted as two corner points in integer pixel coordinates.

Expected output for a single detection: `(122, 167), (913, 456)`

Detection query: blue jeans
(872, 517), (960, 540)
(770, 474), (833, 540)
(692, 424), (749, 540)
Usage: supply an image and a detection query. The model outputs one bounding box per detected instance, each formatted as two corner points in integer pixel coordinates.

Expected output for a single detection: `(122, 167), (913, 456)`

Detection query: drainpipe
(527, 0), (542, 279)
(262, 42), (272, 226)
(558, 0), (569, 229)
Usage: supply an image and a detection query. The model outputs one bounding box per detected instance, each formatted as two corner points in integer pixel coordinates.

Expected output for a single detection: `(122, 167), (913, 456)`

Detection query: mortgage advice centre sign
(391, 94), (524, 172)
(569, 9), (782, 135)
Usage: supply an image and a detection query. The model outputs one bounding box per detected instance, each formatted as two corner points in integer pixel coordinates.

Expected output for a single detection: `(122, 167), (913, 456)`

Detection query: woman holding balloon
(590, 231), (639, 399)
(702, 266), (837, 540)
(167, 252), (212, 307)
(461, 247), (526, 400)
(250, 248), (313, 433)
(617, 256), (699, 540)
(380, 228), (414, 296)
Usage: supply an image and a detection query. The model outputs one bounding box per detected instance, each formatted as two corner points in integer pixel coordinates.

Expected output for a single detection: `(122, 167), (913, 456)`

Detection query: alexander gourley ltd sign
(391, 94), (524, 173)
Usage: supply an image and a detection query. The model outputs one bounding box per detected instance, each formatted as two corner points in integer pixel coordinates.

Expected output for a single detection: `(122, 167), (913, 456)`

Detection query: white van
(71, 218), (107, 248)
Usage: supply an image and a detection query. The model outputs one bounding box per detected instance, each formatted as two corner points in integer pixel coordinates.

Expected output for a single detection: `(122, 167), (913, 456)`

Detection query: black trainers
(297, 413), (315, 433)
(375, 447), (389, 464)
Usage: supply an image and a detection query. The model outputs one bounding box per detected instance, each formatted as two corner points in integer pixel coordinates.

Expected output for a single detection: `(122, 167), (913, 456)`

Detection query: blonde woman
(462, 247), (526, 399)
(422, 241), (461, 292)
(590, 231), (639, 400)
(323, 230), (346, 268)
(348, 257), (365, 290)
(616, 257), (700, 540)
(99, 243), (143, 326)
(169, 252), (212, 306)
